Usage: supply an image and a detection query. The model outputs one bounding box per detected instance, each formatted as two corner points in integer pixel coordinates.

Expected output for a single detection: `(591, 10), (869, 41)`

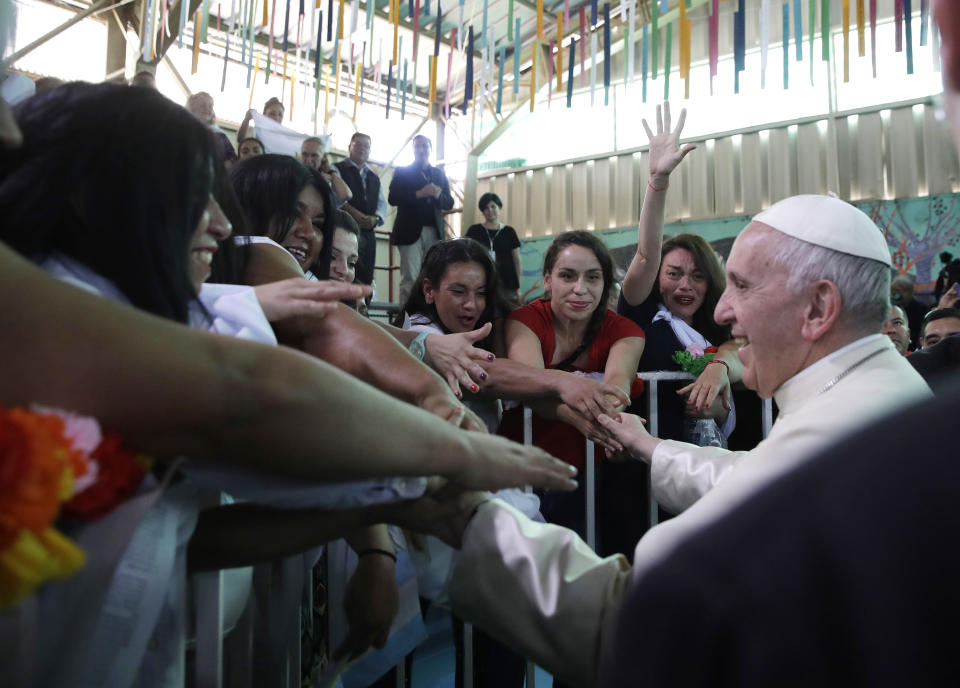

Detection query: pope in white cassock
(390, 193), (933, 687)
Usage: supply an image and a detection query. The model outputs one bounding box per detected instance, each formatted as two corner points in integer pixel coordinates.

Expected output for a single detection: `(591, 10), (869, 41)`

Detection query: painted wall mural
(516, 194), (960, 300)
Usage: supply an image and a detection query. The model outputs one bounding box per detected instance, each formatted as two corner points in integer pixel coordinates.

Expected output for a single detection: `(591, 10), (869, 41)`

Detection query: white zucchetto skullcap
(753, 194), (892, 266)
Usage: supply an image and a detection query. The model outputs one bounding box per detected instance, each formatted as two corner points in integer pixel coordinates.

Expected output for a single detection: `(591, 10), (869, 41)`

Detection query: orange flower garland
(0, 405), (153, 607)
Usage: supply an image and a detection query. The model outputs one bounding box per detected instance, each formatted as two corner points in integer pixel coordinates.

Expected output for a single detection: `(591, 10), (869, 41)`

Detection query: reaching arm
(676, 338), (744, 414)
(236, 109), (254, 145)
(0, 241), (577, 492)
(621, 103), (696, 306)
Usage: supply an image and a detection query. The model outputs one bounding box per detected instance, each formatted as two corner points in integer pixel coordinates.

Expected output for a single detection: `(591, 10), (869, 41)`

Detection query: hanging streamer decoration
(641, 24), (648, 102)
(531, 39), (537, 112)
(508, 0), (514, 41)
(821, 0), (830, 62)
(579, 6), (586, 87)
(327, 0), (333, 40)
(514, 16), (521, 94)
(413, 0), (420, 55)
(567, 37), (575, 107)
(497, 44), (505, 114)
(895, 0), (903, 52)
(435, 0), (443, 57)
(548, 39), (554, 106)
(537, 0), (544, 39)
(589, 19), (597, 105)
(679, 0), (690, 98)
(179, 0), (188, 48)
(760, 0), (769, 89)
(663, 19), (671, 99)
(857, 0), (866, 55)
(709, 0), (718, 94)
(905, 0), (914, 74)
(794, 0), (802, 60)
(557, 11), (564, 90)
(782, 1), (789, 89)
(482, 0), (489, 47)
(808, 0), (815, 83)
(429, 54), (438, 117)
(463, 25), (474, 113)
(842, 0), (850, 82)
(591, 0), (597, 26)
(870, 0), (877, 78)
(192, 8), (202, 73)
(734, 0), (745, 93)
(603, 3), (610, 106)
(920, 0), (928, 46)
(386, 60), (392, 117)
(627, 1), (634, 85)
(267, 0), (277, 82)
(651, 0), (659, 78)
(445, 29), (455, 118)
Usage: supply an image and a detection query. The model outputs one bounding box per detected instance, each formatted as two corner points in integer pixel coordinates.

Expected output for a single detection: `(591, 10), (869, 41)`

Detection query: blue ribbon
(734, 0), (745, 93)
(282, 0), (291, 52)
(591, 0), (597, 26)
(641, 24), (648, 102)
(793, 0), (802, 60)
(905, 0), (913, 74)
(327, 0), (333, 41)
(434, 0), (442, 56)
(386, 60), (393, 118)
(497, 44), (505, 113)
(514, 17), (521, 93)
(315, 12), (323, 77)
(567, 38), (575, 107)
(782, 2), (789, 89)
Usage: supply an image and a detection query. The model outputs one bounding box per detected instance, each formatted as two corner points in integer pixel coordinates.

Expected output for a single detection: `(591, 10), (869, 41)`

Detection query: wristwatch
(409, 331), (430, 362)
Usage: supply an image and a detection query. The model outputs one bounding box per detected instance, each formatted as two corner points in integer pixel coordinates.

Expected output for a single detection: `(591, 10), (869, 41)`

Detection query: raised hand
(677, 361), (731, 415)
(642, 102), (697, 181)
(425, 322), (495, 397)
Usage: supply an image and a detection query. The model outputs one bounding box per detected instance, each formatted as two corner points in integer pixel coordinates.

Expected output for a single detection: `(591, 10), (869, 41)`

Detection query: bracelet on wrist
(648, 178), (669, 193)
(357, 548), (397, 563)
(706, 359), (729, 375)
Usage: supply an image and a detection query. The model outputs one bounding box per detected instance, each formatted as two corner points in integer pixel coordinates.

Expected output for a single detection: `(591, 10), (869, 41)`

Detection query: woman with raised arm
(618, 103), (743, 450)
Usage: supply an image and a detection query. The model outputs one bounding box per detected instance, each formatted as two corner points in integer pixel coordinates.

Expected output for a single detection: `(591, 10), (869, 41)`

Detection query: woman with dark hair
(498, 230), (647, 559)
(237, 136), (265, 160)
(328, 209), (361, 285)
(465, 192), (523, 304)
(229, 153), (334, 280)
(618, 104), (742, 449)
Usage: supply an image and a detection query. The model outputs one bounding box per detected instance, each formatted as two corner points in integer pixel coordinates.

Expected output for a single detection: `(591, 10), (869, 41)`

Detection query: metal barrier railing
(191, 372), (774, 688)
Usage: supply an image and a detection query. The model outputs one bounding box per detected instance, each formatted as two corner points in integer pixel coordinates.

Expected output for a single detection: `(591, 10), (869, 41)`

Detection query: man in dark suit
(388, 135), (453, 304)
(335, 132), (387, 287)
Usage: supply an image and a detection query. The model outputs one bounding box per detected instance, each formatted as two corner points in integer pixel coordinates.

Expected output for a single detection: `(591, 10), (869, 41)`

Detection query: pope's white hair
(766, 230), (890, 334)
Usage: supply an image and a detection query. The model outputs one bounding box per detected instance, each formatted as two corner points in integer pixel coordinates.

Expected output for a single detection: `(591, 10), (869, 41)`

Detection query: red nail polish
(470, 384), (479, 393)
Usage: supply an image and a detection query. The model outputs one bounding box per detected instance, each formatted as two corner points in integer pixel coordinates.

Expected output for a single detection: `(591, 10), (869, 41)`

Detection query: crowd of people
(3, 1), (960, 686)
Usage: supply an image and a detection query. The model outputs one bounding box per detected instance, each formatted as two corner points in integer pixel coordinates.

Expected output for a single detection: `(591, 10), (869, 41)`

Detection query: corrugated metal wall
(470, 100), (959, 237)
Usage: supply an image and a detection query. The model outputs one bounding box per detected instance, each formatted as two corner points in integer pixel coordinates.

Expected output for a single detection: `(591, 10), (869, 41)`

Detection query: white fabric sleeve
(650, 440), (746, 514)
(448, 502), (632, 687)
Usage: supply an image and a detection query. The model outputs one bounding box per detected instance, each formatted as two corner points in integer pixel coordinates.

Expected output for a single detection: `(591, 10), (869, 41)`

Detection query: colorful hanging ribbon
(537, 0), (544, 39)
(463, 25), (474, 112)
(652, 0), (659, 79)
(566, 37), (574, 107)
(734, 0), (745, 93)
(435, 0), (443, 56)
(579, 6), (586, 87)
(508, 0), (514, 41)
(445, 32), (454, 118)
(603, 3), (610, 105)
(627, 1), (634, 84)
(514, 17), (521, 94)
(794, 0), (802, 60)
(547, 39), (554, 106)
(782, 2), (789, 89)
(589, 21), (597, 105)
(530, 39), (537, 112)
(895, 0), (903, 52)
(760, 0), (769, 89)
(497, 44), (505, 114)
(821, 0), (830, 61)
(905, 0), (913, 74)
(842, 0), (850, 82)
(709, 0), (718, 93)
(920, 0), (929, 46)
(663, 19), (671, 99)
(385, 60), (392, 117)
(642, 24), (648, 102)
(870, 0), (877, 77)
(679, 0), (690, 98)
(857, 0), (866, 55)
(557, 11), (564, 90)
(413, 0), (420, 56)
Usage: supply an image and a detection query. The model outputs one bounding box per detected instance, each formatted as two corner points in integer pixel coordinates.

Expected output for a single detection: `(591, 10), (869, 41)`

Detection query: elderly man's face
(922, 316), (960, 349)
(714, 223), (809, 398)
(883, 305), (910, 355)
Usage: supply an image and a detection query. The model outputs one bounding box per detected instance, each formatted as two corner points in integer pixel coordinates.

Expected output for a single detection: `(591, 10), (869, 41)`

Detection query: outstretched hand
(425, 323), (495, 397)
(556, 373), (631, 420)
(678, 362), (732, 415)
(254, 278), (371, 322)
(379, 478), (491, 549)
(597, 412), (660, 463)
(642, 102), (697, 181)
(451, 432), (578, 493)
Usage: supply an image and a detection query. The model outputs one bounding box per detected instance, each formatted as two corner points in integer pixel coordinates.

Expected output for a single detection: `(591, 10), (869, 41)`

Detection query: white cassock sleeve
(650, 440), (747, 514)
(447, 501), (633, 687)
